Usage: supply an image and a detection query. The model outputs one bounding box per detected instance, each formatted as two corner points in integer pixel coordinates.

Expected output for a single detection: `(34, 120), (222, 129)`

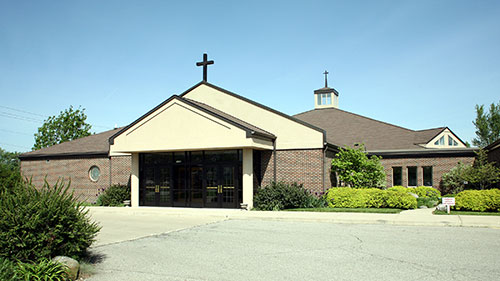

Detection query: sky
(1, 0), (499, 152)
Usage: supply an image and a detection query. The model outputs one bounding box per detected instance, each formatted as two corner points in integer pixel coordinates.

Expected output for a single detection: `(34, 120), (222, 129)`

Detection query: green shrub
(15, 258), (68, 281)
(388, 186), (440, 199)
(0, 257), (17, 281)
(96, 184), (130, 206)
(384, 190), (417, 209)
(326, 187), (417, 209)
(417, 197), (439, 208)
(253, 182), (323, 210)
(0, 180), (101, 263)
(455, 189), (500, 212)
(414, 186), (441, 198)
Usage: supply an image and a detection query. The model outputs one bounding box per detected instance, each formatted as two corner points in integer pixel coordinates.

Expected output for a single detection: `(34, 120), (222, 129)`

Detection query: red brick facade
(21, 156), (131, 203)
(380, 156), (474, 192)
(260, 149), (327, 194)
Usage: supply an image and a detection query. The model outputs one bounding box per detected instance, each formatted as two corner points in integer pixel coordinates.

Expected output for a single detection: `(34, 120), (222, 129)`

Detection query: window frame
(392, 166), (402, 186)
(407, 166), (417, 187)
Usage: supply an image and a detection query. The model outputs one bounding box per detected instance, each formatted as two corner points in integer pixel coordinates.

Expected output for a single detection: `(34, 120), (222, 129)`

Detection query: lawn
(434, 210), (500, 216)
(284, 207), (403, 213)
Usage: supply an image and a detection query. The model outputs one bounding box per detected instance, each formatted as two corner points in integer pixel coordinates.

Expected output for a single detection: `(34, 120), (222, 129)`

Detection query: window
(318, 93), (331, 105)
(447, 136), (458, 146)
(89, 166), (100, 182)
(392, 167), (402, 186)
(434, 136), (445, 146)
(407, 166), (417, 186)
(423, 166), (433, 186)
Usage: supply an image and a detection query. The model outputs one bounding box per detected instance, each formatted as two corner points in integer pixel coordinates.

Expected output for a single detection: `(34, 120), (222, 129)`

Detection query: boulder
(419, 205), (428, 209)
(409, 192), (419, 198)
(436, 203), (447, 212)
(52, 256), (79, 280)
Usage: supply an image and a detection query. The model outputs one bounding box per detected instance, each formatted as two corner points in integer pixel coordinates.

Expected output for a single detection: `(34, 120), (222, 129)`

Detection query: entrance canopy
(109, 96), (275, 155)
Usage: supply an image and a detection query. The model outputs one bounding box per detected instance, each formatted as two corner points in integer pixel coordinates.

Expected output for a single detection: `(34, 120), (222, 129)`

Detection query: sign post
(442, 197), (456, 214)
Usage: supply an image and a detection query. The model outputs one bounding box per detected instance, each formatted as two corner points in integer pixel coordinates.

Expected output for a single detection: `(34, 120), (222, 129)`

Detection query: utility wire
(0, 142), (31, 151)
(0, 128), (32, 136)
(0, 105), (48, 118)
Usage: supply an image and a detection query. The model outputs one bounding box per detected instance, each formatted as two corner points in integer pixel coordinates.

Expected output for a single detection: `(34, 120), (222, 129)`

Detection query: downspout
(322, 143), (327, 193)
(109, 156), (112, 187)
(273, 139), (277, 182)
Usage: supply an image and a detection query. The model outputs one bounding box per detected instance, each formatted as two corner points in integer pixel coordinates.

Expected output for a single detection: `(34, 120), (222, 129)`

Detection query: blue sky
(1, 0), (499, 152)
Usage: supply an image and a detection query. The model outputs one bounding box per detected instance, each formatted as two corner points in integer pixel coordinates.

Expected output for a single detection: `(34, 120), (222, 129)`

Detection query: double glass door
(204, 164), (238, 208)
(139, 151), (242, 208)
(141, 165), (171, 206)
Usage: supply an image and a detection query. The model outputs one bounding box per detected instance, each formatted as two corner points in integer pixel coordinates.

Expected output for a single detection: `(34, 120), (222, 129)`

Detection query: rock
(419, 205), (428, 209)
(52, 256), (79, 280)
(409, 192), (419, 198)
(436, 203), (447, 212)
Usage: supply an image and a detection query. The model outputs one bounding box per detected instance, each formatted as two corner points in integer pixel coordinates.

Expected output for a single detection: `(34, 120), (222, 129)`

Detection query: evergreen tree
(472, 101), (500, 147)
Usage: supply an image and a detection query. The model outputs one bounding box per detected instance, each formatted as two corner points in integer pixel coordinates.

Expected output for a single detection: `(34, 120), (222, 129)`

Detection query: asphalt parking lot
(87, 216), (500, 281)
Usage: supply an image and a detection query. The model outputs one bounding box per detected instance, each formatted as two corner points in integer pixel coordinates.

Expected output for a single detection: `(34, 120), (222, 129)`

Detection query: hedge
(455, 189), (500, 212)
(388, 186), (441, 199)
(326, 187), (417, 209)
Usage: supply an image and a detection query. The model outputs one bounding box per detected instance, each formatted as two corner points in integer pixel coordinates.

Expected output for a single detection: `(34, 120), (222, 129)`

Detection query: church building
(20, 55), (476, 209)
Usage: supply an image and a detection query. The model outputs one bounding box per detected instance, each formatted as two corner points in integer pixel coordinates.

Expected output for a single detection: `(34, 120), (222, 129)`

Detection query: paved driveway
(86, 211), (500, 281)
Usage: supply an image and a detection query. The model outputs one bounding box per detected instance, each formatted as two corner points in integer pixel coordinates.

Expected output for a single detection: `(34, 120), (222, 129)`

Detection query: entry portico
(109, 82), (326, 208)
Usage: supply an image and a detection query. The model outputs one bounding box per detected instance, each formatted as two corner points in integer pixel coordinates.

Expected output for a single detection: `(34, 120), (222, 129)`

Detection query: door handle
(218, 185), (222, 194)
(155, 185), (159, 193)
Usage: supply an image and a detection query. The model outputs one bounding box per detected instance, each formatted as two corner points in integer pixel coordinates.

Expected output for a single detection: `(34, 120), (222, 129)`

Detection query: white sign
(442, 197), (455, 206)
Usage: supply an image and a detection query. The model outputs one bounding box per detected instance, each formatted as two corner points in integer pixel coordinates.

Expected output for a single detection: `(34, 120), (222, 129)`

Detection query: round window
(89, 166), (100, 182)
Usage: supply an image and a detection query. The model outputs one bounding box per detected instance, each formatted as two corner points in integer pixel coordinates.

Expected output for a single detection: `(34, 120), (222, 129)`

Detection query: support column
(242, 148), (254, 210)
(131, 153), (140, 207)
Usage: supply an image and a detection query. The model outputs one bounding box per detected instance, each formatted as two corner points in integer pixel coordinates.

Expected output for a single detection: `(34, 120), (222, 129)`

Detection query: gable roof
(293, 107), (450, 151)
(109, 94), (276, 145)
(19, 128), (121, 159)
(180, 81), (327, 139)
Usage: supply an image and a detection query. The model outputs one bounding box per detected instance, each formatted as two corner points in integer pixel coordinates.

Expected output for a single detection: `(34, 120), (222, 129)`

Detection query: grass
(284, 207), (403, 213)
(434, 210), (500, 216)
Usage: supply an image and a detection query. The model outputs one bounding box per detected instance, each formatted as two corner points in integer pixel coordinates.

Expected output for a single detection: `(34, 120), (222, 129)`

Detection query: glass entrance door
(204, 164), (239, 208)
(140, 165), (171, 206)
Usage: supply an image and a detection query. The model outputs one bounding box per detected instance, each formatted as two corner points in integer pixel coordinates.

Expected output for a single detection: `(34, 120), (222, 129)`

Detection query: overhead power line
(0, 105), (48, 118)
(0, 128), (32, 136)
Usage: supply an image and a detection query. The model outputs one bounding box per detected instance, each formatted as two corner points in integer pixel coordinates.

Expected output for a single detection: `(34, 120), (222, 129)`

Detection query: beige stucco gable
(109, 97), (273, 155)
(182, 83), (325, 150)
(425, 128), (466, 149)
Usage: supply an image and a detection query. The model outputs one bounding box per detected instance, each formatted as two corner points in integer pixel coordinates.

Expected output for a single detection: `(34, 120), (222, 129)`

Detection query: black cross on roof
(323, 70), (329, 88)
(196, 53), (214, 82)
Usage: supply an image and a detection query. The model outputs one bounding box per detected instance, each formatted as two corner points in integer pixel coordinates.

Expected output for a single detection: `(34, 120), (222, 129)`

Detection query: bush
(96, 184), (130, 206)
(414, 186), (441, 198)
(0, 258), (16, 281)
(388, 186), (440, 199)
(455, 189), (500, 212)
(0, 180), (101, 263)
(253, 182), (324, 210)
(417, 197), (439, 208)
(326, 187), (417, 209)
(14, 258), (68, 281)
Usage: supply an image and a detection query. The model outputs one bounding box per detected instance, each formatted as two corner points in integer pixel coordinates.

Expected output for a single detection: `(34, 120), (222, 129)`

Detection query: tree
(33, 106), (92, 150)
(331, 144), (386, 188)
(0, 147), (22, 191)
(441, 149), (500, 194)
(472, 100), (500, 148)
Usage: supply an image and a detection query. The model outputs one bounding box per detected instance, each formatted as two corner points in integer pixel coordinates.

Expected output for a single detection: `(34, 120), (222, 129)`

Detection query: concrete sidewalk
(87, 206), (500, 246)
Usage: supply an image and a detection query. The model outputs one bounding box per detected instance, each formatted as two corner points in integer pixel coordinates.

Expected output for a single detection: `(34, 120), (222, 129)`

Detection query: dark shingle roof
(19, 128), (121, 159)
(294, 108), (446, 151)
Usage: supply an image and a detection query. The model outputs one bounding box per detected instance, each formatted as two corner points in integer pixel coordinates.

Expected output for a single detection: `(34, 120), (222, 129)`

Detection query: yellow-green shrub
(455, 189), (500, 212)
(385, 190), (418, 209)
(414, 186), (441, 198)
(326, 187), (416, 209)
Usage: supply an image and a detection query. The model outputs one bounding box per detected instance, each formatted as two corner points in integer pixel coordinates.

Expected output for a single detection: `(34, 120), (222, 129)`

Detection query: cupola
(314, 70), (339, 109)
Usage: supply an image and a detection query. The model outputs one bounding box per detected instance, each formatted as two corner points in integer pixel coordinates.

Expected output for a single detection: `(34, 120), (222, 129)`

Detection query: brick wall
(380, 156), (474, 192)
(21, 155), (131, 203)
(260, 149), (325, 194)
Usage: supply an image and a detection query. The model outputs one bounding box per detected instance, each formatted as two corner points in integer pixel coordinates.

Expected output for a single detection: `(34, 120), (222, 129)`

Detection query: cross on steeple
(323, 70), (329, 88)
(196, 53), (214, 82)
